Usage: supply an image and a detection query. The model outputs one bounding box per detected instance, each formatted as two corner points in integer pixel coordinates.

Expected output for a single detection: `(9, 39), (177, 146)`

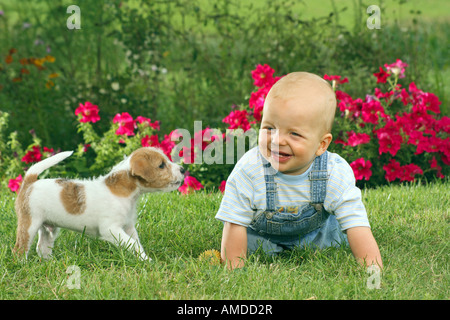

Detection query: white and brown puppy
(13, 147), (185, 261)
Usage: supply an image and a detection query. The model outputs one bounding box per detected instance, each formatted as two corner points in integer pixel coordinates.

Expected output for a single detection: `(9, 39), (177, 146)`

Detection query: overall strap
(309, 151), (329, 210)
(263, 162), (278, 212)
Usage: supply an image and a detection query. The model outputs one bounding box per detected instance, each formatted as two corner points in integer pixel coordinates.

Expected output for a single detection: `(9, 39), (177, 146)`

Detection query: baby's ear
(316, 133), (333, 156)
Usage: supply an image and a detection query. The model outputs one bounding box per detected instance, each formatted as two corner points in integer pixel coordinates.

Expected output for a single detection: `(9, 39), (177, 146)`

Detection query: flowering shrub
(220, 61), (449, 187)
(332, 60), (448, 185)
(1, 48), (58, 91)
(2, 61), (448, 194)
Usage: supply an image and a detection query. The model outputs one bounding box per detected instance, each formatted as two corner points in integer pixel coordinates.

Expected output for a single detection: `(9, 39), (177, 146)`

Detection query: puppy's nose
(180, 167), (186, 175)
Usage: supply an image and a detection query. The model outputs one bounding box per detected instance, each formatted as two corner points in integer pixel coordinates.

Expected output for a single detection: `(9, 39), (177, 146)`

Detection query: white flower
(111, 82), (120, 91)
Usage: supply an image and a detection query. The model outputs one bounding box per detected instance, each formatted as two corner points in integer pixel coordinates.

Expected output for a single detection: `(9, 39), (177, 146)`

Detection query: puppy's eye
(159, 162), (166, 169)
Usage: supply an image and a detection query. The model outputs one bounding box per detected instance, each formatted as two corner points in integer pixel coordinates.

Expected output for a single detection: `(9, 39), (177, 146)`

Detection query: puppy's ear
(130, 151), (154, 182)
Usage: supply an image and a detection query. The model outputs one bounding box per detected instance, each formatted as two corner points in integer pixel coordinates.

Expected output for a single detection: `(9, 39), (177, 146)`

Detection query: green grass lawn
(0, 181), (448, 300)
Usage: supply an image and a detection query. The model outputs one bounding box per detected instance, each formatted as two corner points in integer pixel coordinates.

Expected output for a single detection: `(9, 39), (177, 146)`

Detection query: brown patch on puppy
(13, 174), (38, 255)
(56, 179), (86, 215)
(129, 148), (174, 189)
(105, 171), (137, 197)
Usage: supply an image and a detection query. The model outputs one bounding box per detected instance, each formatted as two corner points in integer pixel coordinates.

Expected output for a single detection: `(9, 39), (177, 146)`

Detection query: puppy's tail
(25, 151), (73, 177)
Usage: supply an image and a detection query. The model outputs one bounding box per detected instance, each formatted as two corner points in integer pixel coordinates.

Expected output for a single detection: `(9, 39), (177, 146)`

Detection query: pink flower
(219, 180), (226, 193)
(222, 109), (251, 131)
(384, 59), (408, 78)
(136, 116), (160, 130)
(436, 116), (450, 134)
(350, 158), (372, 181)
(323, 74), (348, 87)
(361, 100), (385, 124)
(345, 131), (371, 147)
(399, 88), (411, 106)
(383, 159), (423, 182)
(160, 131), (178, 160)
(251, 64), (275, 87)
(336, 91), (363, 121)
(75, 101), (100, 123)
(249, 85), (271, 121)
(373, 67), (389, 83)
(429, 157), (444, 179)
(141, 134), (160, 148)
(178, 176), (204, 194)
(113, 112), (135, 136)
(383, 159), (402, 182)
(375, 120), (403, 156)
(401, 163), (423, 182)
(22, 145), (42, 163)
(407, 130), (426, 147)
(43, 146), (54, 154)
(8, 174), (22, 193)
(415, 92), (441, 114)
(374, 88), (394, 103)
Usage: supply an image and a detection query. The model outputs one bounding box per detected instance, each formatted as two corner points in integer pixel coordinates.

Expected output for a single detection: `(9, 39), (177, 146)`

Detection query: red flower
(436, 116), (450, 134)
(251, 64), (275, 87)
(350, 158), (372, 181)
(375, 120), (402, 156)
(429, 157), (444, 179)
(383, 159), (402, 182)
(249, 85), (271, 121)
(178, 176), (204, 194)
(384, 59), (408, 78)
(324, 74), (348, 87)
(113, 112), (135, 136)
(141, 134), (160, 148)
(8, 174), (23, 193)
(345, 131), (371, 147)
(336, 92), (363, 121)
(136, 116), (160, 130)
(43, 146), (54, 154)
(374, 88), (394, 103)
(222, 109), (251, 131)
(160, 131), (178, 160)
(219, 180), (226, 193)
(361, 100), (385, 124)
(401, 163), (423, 182)
(22, 145), (43, 163)
(383, 159), (423, 182)
(75, 101), (100, 123)
(407, 130), (426, 147)
(373, 67), (389, 83)
(415, 92), (441, 114)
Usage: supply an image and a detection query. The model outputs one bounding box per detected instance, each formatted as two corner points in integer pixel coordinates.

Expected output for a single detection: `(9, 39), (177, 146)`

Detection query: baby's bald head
(264, 72), (337, 134)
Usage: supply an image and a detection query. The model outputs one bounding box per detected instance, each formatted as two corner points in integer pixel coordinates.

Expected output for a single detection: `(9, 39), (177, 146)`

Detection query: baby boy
(215, 72), (382, 269)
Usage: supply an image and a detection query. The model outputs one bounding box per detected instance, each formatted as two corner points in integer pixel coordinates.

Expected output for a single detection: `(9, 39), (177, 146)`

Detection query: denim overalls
(247, 151), (348, 255)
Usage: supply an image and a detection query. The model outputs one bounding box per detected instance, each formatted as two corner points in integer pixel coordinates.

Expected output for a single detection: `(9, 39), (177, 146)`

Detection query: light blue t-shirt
(215, 147), (370, 231)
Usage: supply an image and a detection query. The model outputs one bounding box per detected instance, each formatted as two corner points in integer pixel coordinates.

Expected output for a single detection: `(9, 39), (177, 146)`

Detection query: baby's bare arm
(347, 226), (383, 268)
(221, 222), (247, 269)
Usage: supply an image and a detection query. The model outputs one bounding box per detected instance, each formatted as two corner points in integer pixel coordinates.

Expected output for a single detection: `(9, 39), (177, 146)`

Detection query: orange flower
(5, 55), (12, 64)
(19, 58), (29, 65)
(33, 57), (46, 67)
(45, 80), (55, 89)
(45, 55), (55, 63)
(9, 48), (17, 55)
(12, 77), (22, 83)
(20, 68), (30, 74)
(48, 72), (59, 79)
